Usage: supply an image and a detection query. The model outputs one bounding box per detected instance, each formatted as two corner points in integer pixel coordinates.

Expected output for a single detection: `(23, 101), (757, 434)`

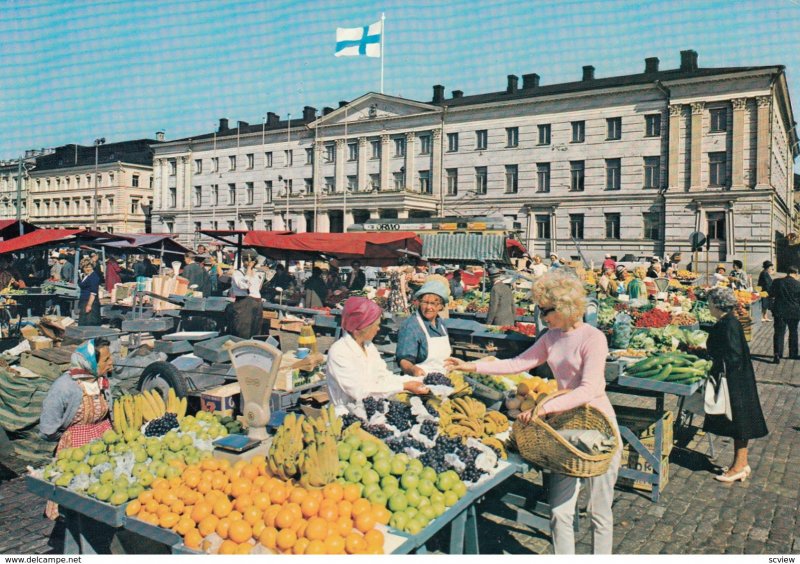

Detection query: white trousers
(549, 448), (621, 554)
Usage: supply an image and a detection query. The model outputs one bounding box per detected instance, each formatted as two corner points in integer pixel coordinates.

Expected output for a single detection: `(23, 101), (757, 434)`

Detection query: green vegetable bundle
(625, 352), (712, 385)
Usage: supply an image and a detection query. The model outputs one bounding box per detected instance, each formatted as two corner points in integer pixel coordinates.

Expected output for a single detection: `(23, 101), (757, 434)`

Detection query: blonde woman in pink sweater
(446, 271), (620, 555)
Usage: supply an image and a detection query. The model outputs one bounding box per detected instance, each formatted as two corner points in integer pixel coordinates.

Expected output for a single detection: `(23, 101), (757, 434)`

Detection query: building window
(370, 140), (381, 159)
(420, 135), (431, 155)
(229, 155), (236, 171)
(263, 220), (272, 230)
(245, 182), (254, 205)
(107, 197), (114, 213)
(645, 114), (661, 137)
(446, 169), (458, 196)
(571, 121), (585, 143)
(210, 221), (218, 230)
(193, 186), (202, 207)
(228, 183), (236, 205)
(505, 165), (518, 194)
(107, 226), (113, 234)
(129, 198), (139, 215)
(709, 152), (727, 187)
(305, 148), (313, 164)
(132, 174), (140, 188)
(165, 221), (174, 234)
(324, 177), (334, 192)
(244, 219), (254, 231)
(643, 212), (661, 240)
(394, 138), (406, 157)
(169, 160), (177, 175)
(193, 159), (202, 174)
(605, 212), (621, 240)
(506, 127), (519, 148)
(393, 172), (405, 190)
(644, 156), (660, 188)
(264, 152), (273, 168)
(211, 184), (218, 206)
(536, 215), (551, 239)
(447, 133), (459, 152)
(34, 201), (40, 215)
(369, 174), (380, 191)
(284, 150), (293, 167)
(570, 161), (585, 191)
(347, 175), (357, 191)
(227, 220), (235, 231)
(569, 214), (584, 240)
(710, 108), (727, 132)
(348, 142), (358, 162)
(536, 163), (550, 193)
(606, 117), (621, 141)
(475, 166), (487, 195)
(419, 171), (431, 194)
(264, 181), (273, 203)
(194, 222), (201, 233)
(212, 157), (219, 172)
(537, 124), (551, 145)
(707, 211), (726, 240)
(168, 187), (176, 208)
(325, 145), (335, 163)
(246, 153), (254, 169)
(605, 158), (621, 190)
(109, 172), (115, 185)
(475, 130), (488, 150)
(304, 178), (313, 194)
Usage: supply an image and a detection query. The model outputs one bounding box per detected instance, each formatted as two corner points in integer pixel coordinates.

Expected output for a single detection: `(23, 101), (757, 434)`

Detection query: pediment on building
(310, 93), (440, 128)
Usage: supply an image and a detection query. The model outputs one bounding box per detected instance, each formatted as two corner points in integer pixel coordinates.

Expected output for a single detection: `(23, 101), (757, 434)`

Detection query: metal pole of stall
(159, 240), (165, 275)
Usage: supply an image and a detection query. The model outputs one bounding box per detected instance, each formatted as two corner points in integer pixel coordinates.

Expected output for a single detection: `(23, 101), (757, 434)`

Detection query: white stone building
(152, 50), (798, 271)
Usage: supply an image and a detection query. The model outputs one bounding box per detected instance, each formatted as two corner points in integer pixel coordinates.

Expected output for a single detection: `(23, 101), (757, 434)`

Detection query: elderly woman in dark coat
(703, 287), (768, 483)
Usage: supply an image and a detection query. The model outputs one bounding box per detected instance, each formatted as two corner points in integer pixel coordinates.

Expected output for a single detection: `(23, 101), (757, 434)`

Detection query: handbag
(704, 373), (732, 419)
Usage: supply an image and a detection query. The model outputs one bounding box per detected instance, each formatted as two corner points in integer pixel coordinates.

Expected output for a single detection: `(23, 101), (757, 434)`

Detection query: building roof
(33, 139), (160, 172)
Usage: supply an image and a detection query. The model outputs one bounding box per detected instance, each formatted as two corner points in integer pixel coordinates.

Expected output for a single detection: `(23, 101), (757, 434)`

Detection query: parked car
(615, 254), (652, 271)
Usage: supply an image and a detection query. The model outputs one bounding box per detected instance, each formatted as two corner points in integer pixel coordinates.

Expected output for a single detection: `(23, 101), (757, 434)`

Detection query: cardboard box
(618, 450), (670, 492)
(616, 407), (674, 456)
(299, 390), (330, 419)
(21, 326), (40, 340)
(200, 382), (240, 413)
(274, 352), (325, 391)
(28, 336), (53, 350)
(262, 310), (279, 320)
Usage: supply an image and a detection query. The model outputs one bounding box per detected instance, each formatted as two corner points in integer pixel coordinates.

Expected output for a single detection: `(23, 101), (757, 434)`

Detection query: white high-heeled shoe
(715, 468), (749, 483)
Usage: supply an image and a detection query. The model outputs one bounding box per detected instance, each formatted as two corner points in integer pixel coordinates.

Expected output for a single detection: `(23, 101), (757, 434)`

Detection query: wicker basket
(511, 390), (619, 478)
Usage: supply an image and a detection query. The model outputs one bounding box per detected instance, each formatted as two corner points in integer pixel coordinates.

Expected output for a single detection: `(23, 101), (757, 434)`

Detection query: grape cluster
(144, 413), (179, 437)
(363, 424), (393, 440)
(420, 420), (439, 440)
(423, 372), (452, 387)
(424, 402), (439, 418)
(341, 413), (363, 430)
(386, 435), (426, 454)
(452, 442), (487, 482)
(385, 401), (414, 432)
(419, 447), (448, 473)
(363, 397), (387, 419)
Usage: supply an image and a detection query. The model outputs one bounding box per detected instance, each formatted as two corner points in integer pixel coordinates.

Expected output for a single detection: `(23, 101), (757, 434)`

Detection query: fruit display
(624, 352), (711, 385)
(504, 377), (559, 418)
(670, 312), (698, 327)
(144, 413), (180, 437)
(489, 323), (537, 338)
(422, 372), (452, 387)
(126, 457), (388, 554)
(634, 308), (672, 328)
(437, 397), (509, 440)
(179, 411), (236, 441)
(734, 290), (759, 306)
(692, 302), (715, 324)
(464, 372), (513, 393)
(112, 388), (187, 435)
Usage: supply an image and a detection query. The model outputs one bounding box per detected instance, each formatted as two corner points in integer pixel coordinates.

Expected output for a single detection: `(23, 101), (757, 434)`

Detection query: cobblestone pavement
(1, 322), (798, 555)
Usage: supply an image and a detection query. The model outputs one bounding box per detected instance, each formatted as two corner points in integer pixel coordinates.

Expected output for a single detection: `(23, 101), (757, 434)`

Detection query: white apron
(415, 314), (452, 375)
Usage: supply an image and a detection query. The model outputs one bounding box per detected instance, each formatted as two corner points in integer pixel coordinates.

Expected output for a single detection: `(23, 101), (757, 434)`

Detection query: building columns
(380, 135), (390, 192)
(668, 105), (682, 190)
(313, 141), (323, 195)
(756, 95), (771, 187)
(335, 139), (346, 193)
(731, 98), (747, 189)
(404, 132), (416, 192)
(357, 137), (368, 191)
(431, 129), (442, 200)
(690, 102), (704, 190)
(316, 211), (330, 233)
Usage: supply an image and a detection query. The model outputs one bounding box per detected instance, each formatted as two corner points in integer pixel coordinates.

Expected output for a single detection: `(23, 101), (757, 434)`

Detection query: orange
(305, 516), (329, 541)
(190, 501), (212, 524)
(183, 528), (202, 549)
(251, 520), (266, 539)
(241, 464), (259, 481)
(263, 505), (281, 528)
(228, 519), (253, 544)
(233, 494), (253, 513)
(364, 529), (384, 551)
(126, 500), (142, 517)
(243, 506), (262, 526)
(305, 539), (326, 554)
(300, 497), (319, 518)
(218, 539), (238, 555)
(171, 500), (186, 515)
(152, 489), (165, 504)
(351, 498), (371, 518)
(293, 518), (308, 538)
(253, 475), (269, 490)
(276, 528), (297, 552)
(335, 516), (354, 537)
(293, 537), (310, 555)
(355, 512), (376, 534)
(196, 478), (212, 495)
(323, 534), (345, 554)
(259, 526), (278, 550)
(216, 458), (231, 471)
(275, 507), (296, 530)
(345, 532), (367, 554)
(319, 504), (338, 522)
(159, 512), (180, 530)
(230, 478), (253, 498)
(269, 483), (288, 504)
(289, 487), (308, 505)
(338, 500), (353, 520)
(323, 482), (344, 502)
(373, 505), (391, 526)
(306, 488), (324, 504)
(343, 483), (361, 502)
(138, 490), (154, 505)
(182, 470), (201, 488)
(211, 473), (227, 492)
(152, 477), (169, 490)
(156, 504), (172, 518)
(252, 491), (271, 511)
(200, 458), (220, 471)
(198, 514), (219, 537)
(212, 498), (233, 518)
(215, 517), (231, 539)
(236, 542), (254, 555)
(168, 476), (183, 489)
(285, 502), (302, 520)
(145, 512), (160, 526)
(175, 516), (195, 536)
(144, 500), (159, 514)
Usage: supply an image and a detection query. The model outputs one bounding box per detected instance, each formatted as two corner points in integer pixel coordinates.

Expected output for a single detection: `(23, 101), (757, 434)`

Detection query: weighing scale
(212, 340), (282, 462)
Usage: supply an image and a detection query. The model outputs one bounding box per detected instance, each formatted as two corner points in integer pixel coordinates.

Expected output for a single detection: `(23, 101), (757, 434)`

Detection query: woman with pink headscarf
(326, 297), (429, 414)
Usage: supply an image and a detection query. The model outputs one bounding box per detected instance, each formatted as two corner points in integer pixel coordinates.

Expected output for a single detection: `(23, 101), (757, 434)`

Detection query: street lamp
(93, 137), (105, 230)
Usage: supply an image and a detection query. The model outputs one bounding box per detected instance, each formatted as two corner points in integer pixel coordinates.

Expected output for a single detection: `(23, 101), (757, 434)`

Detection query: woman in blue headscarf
(40, 338), (114, 518)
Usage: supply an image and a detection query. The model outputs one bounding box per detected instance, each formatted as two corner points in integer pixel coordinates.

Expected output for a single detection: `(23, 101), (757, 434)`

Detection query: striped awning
(420, 233), (510, 264)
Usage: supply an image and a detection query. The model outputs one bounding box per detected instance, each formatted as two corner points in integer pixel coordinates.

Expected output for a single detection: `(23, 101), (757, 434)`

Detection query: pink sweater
(475, 323), (615, 419)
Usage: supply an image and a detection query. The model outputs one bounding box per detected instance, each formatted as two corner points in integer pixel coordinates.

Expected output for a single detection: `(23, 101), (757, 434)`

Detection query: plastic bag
(610, 312), (633, 349)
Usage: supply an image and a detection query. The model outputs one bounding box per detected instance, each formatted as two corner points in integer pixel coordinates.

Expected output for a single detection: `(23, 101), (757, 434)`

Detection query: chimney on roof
(218, 118), (229, 132)
(582, 65), (595, 81)
(645, 57), (659, 73)
(432, 85), (445, 103)
(237, 121), (249, 129)
(155, 131), (165, 142)
(339, 100), (348, 108)
(680, 50), (698, 72)
(303, 106), (316, 121)
(267, 112), (279, 126)
(506, 75), (519, 94)
(323, 107), (334, 115)
(522, 73), (540, 89)
(452, 90), (463, 99)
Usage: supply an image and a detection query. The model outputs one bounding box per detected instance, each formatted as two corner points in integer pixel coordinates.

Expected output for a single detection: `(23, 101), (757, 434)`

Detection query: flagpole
(380, 12), (385, 94)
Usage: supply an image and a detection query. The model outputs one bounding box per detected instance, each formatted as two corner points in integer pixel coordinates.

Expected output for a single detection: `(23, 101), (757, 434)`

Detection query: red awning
(506, 238), (528, 256)
(0, 229), (82, 255)
(0, 220), (38, 240)
(245, 231), (422, 264)
(103, 233), (190, 256)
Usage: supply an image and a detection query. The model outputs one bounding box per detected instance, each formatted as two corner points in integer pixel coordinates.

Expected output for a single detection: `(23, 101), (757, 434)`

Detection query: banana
(151, 390), (167, 416)
(482, 437), (508, 459)
(167, 388), (177, 413)
(177, 397), (187, 419)
(112, 399), (123, 433)
(139, 393), (155, 421)
(122, 396), (135, 433)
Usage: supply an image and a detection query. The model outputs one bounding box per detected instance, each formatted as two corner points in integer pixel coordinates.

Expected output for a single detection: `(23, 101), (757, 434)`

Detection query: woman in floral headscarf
(39, 338), (114, 519)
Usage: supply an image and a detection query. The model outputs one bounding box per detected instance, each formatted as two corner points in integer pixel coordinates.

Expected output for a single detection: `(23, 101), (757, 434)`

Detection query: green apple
(400, 473), (419, 490)
(403, 507), (418, 520)
(451, 480), (467, 499)
(344, 435), (362, 451)
(388, 493), (408, 512)
(436, 472), (455, 492)
(431, 501), (447, 517)
(407, 516), (428, 535)
(87, 482), (101, 496)
(390, 456), (407, 476)
(71, 447), (86, 462)
(389, 512), (408, 531)
(363, 482), (381, 500)
(380, 475), (399, 490)
(95, 484), (113, 501)
(405, 488), (422, 508)
(89, 441), (105, 455)
(165, 465), (181, 479)
(362, 469), (380, 486)
(418, 505), (436, 522)
(373, 458), (391, 477)
(102, 430), (119, 445)
(139, 471), (155, 486)
(75, 463), (92, 475)
(343, 465), (363, 483)
(430, 491), (445, 506)
(180, 434), (194, 448)
(368, 490), (387, 507)
(359, 441), (378, 458)
(407, 459), (424, 475)
(417, 480), (435, 497)
(421, 467), (437, 483)
(382, 484), (399, 499)
(55, 473), (74, 487)
(443, 490), (459, 507)
(100, 470), (115, 484)
(133, 448), (147, 463)
(57, 449), (71, 461)
(337, 443), (352, 461)
(127, 485), (144, 499)
(109, 491), (129, 506)
(349, 450), (368, 468)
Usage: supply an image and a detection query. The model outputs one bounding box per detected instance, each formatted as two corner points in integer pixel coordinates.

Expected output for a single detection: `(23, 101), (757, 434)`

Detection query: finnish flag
(335, 21), (382, 57)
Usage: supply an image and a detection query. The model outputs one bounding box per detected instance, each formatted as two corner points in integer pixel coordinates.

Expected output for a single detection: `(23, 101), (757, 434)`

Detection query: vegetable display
(635, 308), (672, 328)
(625, 352), (711, 385)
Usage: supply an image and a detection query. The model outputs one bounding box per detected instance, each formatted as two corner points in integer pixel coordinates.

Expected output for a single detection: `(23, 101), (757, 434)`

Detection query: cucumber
(651, 365), (674, 381)
(629, 356), (660, 372)
(627, 367), (662, 379)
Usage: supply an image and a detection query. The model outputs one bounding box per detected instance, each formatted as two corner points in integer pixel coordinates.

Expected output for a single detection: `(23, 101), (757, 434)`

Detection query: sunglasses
(539, 306), (556, 317)
(419, 300), (443, 308)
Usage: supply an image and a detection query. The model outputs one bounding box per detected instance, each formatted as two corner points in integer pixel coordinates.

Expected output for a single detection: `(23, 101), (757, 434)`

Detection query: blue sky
(2, 0), (800, 172)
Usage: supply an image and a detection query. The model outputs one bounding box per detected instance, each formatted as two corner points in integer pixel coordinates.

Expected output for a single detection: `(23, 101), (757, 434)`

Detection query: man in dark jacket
(181, 252), (210, 296)
(485, 267), (516, 326)
(59, 254), (74, 284)
(770, 266), (800, 363)
(346, 261), (366, 292)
